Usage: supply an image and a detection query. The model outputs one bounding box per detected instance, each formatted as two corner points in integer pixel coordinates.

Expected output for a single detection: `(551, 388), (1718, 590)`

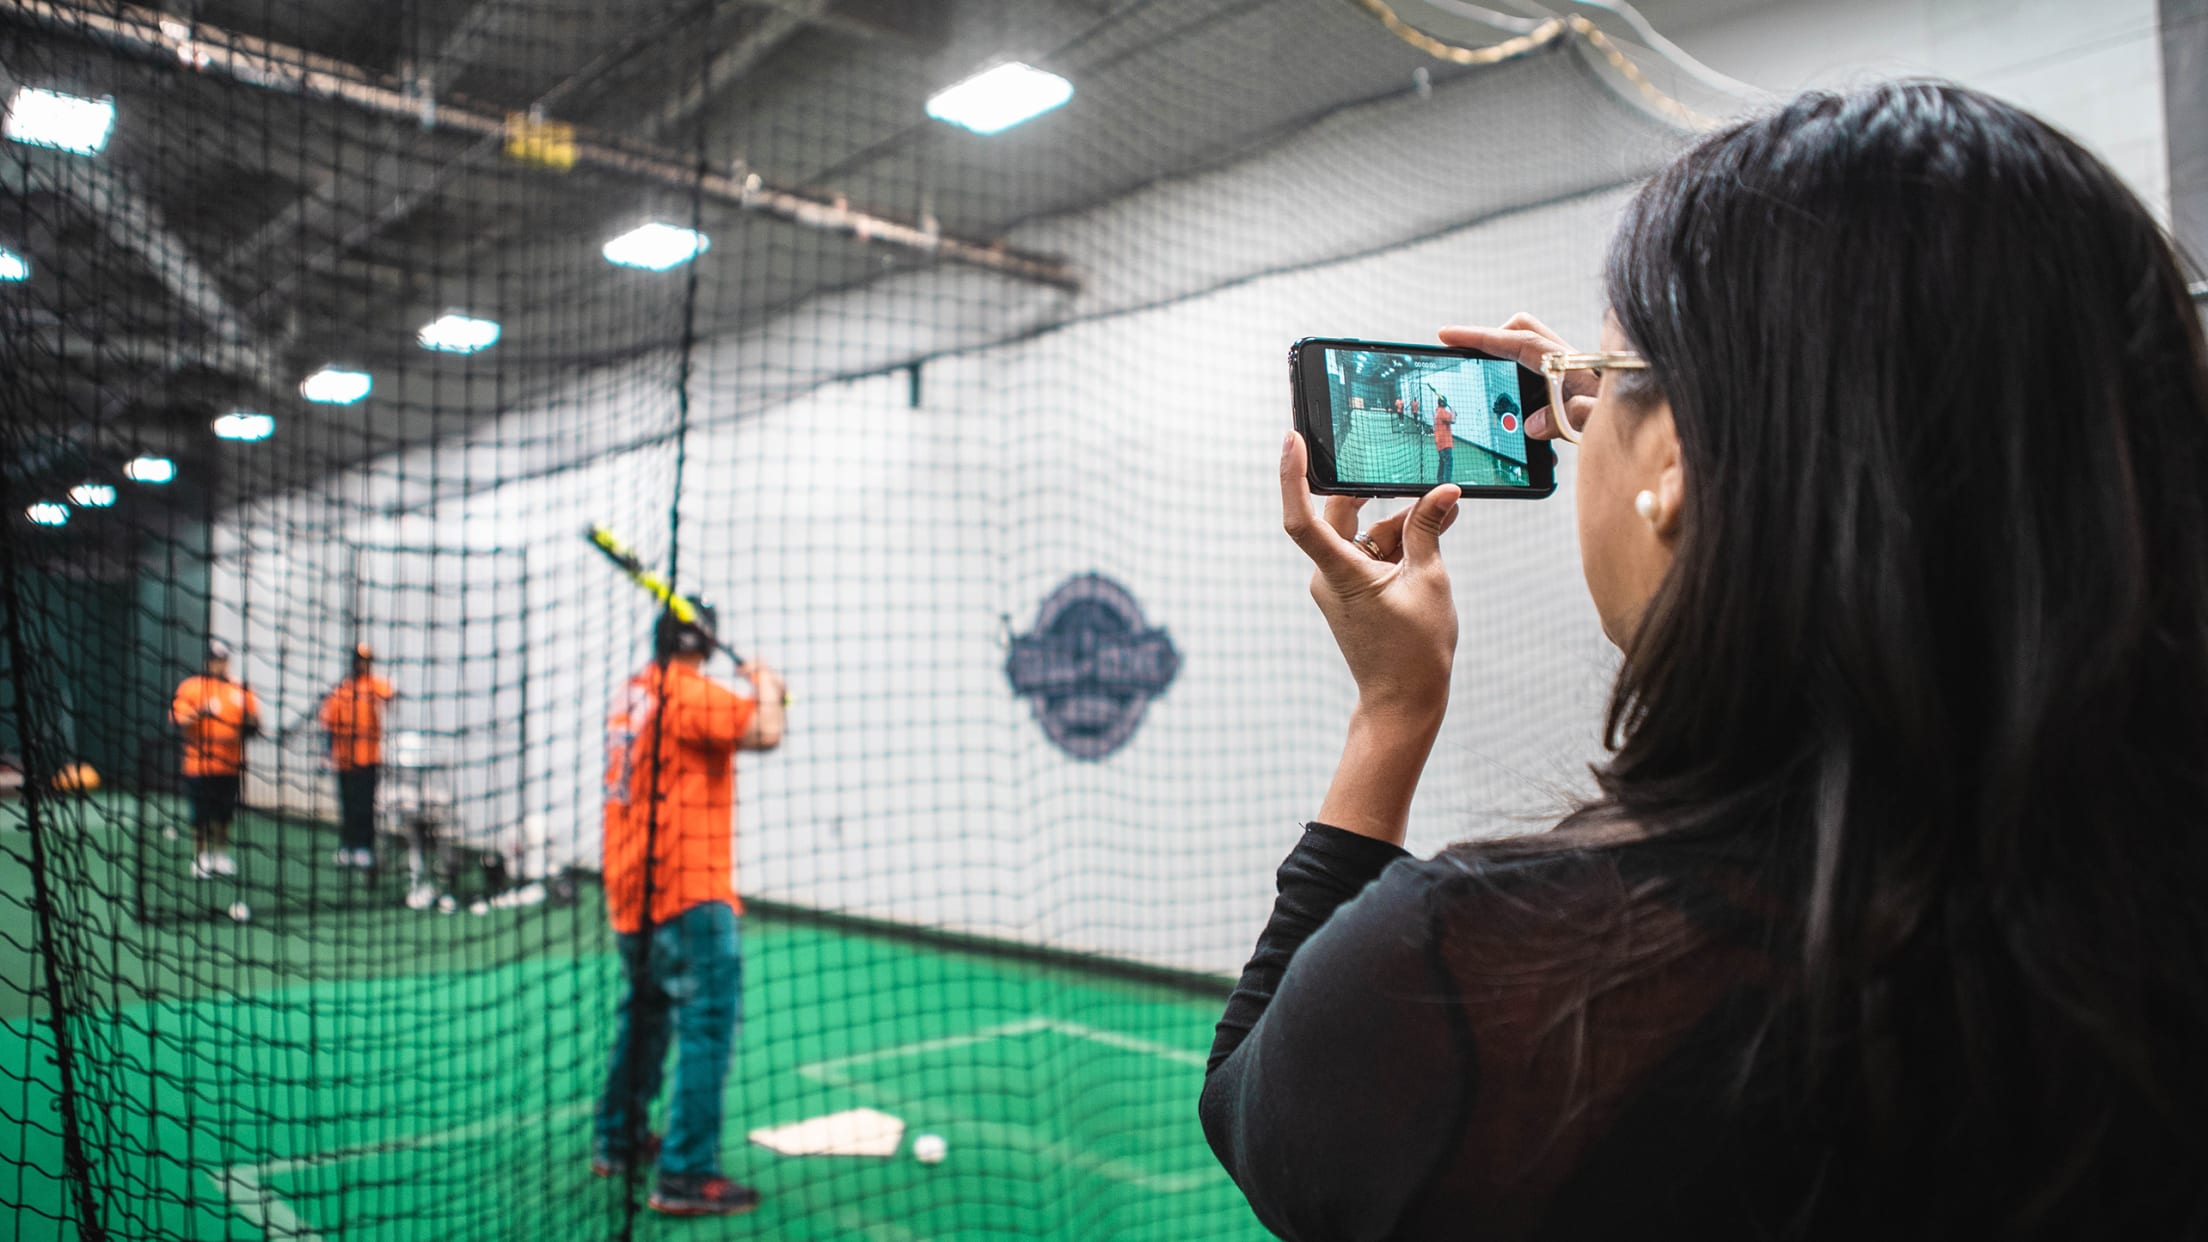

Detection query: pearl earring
(1634, 490), (1659, 523)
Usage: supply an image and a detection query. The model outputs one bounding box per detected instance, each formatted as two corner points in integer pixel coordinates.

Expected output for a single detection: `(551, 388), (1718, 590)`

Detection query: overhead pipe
(0, 0), (1084, 290)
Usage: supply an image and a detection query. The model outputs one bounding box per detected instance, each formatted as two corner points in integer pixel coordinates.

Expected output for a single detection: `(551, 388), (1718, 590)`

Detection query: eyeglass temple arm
(1540, 351), (1648, 374)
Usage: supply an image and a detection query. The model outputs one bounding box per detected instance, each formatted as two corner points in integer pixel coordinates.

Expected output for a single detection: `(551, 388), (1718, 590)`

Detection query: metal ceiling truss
(0, 148), (272, 384)
(0, 0), (1083, 291)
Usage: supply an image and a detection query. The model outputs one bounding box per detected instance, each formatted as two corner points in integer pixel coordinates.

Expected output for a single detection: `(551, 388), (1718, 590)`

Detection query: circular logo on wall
(1005, 574), (1180, 761)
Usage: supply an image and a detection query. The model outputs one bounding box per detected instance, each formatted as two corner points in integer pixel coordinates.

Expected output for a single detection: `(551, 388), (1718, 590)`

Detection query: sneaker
(192, 853), (214, 880)
(590, 1133), (661, 1178)
(648, 1174), (759, 1217)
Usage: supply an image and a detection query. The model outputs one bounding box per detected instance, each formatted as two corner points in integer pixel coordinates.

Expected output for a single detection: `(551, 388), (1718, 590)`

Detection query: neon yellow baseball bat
(586, 524), (707, 631)
(585, 525), (791, 703)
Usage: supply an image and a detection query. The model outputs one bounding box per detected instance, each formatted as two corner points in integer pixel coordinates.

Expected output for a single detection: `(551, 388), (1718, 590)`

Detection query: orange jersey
(319, 674), (395, 770)
(171, 675), (261, 777)
(602, 661), (758, 934)
(1433, 404), (1455, 451)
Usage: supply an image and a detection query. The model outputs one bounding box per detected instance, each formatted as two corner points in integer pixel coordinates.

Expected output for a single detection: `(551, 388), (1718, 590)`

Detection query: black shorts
(187, 774), (241, 828)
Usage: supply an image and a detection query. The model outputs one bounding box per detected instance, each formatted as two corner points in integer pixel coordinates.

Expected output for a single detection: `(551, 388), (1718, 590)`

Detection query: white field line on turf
(210, 1100), (595, 1240)
(834, 1207), (933, 1242)
(215, 1165), (322, 1242)
(796, 1016), (1203, 1086)
(795, 1017), (1052, 1082)
(960, 1117), (1215, 1194)
(1042, 1019), (1207, 1069)
(794, 1016), (1214, 1193)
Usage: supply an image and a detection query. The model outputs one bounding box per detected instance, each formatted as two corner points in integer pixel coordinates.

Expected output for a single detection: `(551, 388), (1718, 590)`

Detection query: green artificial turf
(1, 793), (1266, 1240)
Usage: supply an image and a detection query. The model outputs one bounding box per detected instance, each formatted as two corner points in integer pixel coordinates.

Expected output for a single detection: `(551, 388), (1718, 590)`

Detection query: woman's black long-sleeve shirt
(1204, 823), (2208, 1241)
(1200, 823), (1787, 1241)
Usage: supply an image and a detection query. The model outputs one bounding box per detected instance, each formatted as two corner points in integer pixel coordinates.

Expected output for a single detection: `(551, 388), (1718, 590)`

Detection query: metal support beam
(754, 0), (951, 46)
(638, 2), (819, 141)
(0, 0), (1078, 294)
(0, 149), (272, 381)
(412, 0), (520, 98)
(219, 0), (518, 279)
(217, 147), (408, 276)
(18, 319), (255, 372)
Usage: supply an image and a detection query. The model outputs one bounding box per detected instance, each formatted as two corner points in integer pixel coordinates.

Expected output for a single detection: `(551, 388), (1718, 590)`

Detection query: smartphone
(1289, 337), (1555, 499)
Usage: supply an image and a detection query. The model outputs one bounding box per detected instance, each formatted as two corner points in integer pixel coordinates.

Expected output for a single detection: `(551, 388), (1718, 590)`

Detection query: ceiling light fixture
(925, 62), (1072, 135)
(300, 367), (372, 404)
(0, 247), (26, 282)
(124, 456), (176, 483)
(417, 311), (501, 354)
(4, 87), (116, 155)
(68, 482), (117, 507)
(26, 502), (69, 527)
(213, 410), (276, 441)
(602, 222), (708, 271)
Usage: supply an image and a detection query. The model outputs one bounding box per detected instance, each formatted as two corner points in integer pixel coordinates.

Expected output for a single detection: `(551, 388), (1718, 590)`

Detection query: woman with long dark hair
(1203, 82), (2208, 1239)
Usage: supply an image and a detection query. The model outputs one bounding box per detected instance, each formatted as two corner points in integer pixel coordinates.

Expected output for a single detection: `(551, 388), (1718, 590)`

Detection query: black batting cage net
(0, 1), (1688, 1236)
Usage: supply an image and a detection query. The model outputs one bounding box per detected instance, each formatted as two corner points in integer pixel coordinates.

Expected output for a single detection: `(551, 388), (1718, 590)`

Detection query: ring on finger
(1352, 531), (1384, 560)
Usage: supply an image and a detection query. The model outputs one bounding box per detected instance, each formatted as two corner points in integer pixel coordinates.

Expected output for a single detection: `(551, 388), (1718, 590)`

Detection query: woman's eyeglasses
(1539, 351), (1648, 445)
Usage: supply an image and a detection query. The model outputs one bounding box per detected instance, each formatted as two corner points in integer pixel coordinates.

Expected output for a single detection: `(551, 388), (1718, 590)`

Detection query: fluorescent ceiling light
(4, 87), (116, 155)
(926, 62), (1072, 135)
(68, 482), (116, 507)
(25, 502), (69, 527)
(417, 311), (501, 354)
(0, 247), (25, 282)
(212, 410), (276, 441)
(300, 367), (372, 404)
(124, 455), (175, 483)
(602, 223), (708, 271)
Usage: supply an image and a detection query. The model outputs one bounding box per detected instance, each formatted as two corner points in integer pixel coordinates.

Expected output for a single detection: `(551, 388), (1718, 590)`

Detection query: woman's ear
(1640, 399), (1686, 542)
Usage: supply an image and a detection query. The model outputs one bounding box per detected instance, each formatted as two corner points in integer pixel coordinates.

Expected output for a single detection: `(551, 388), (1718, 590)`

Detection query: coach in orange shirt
(593, 601), (783, 1217)
(170, 639), (261, 879)
(319, 643), (396, 870)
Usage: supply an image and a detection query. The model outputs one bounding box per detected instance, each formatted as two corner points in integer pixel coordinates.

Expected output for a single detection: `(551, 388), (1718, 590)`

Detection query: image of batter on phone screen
(1322, 348), (1532, 488)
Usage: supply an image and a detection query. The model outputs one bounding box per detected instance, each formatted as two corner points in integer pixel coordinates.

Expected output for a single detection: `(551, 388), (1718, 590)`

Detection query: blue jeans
(1437, 447), (1454, 483)
(594, 900), (742, 1177)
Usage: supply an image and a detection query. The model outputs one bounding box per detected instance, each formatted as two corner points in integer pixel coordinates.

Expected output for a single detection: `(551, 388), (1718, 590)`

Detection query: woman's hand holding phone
(1280, 315), (1586, 842)
(1279, 429), (1460, 845)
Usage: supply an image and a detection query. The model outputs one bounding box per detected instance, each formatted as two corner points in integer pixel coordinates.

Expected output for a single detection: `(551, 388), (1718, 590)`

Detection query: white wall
(1652, 0), (2169, 216)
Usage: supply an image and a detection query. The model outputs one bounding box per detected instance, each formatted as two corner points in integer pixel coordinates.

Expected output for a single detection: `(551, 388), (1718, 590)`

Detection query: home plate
(748, 1108), (906, 1157)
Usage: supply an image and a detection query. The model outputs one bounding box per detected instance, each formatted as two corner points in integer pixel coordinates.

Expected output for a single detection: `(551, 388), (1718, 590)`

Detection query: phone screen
(1293, 339), (1552, 499)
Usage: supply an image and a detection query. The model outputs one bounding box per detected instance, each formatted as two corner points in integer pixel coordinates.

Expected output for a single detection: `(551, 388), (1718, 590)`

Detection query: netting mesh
(2, 1), (1686, 1236)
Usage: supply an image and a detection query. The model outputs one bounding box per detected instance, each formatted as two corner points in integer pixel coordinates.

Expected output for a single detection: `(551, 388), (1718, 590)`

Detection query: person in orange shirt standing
(1432, 394), (1457, 484)
(592, 600), (784, 1216)
(319, 643), (396, 870)
(170, 639), (262, 879)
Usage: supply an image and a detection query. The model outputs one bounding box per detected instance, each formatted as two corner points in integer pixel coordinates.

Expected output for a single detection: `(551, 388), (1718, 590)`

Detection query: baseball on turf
(913, 1134), (947, 1164)
(228, 902), (252, 923)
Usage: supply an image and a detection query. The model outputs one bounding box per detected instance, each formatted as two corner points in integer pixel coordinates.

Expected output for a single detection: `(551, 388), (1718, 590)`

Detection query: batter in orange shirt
(595, 601), (784, 1215)
(320, 643), (396, 868)
(169, 639), (260, 878)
